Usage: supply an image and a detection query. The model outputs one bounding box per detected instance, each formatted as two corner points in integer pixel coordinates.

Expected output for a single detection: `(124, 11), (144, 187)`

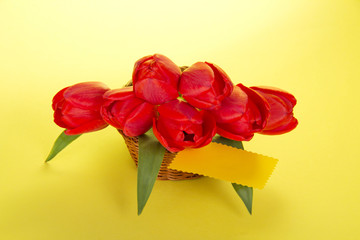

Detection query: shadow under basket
(119, 130), (202, 180)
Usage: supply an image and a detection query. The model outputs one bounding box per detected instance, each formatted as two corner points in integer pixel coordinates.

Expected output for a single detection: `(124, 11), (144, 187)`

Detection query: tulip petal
(122, 102), (154, 137)
(179, 62), (220, 110)
(61, 102), (98, 116)
(156, 117), (184, 144)
(153, 100), (215, 152)
(103, 87), (134, 102)
(184, 88), (222, 110)
(134, 78), (179, 105)
(65, 119), (108, 135)
(250, 86), (297, 108)
(111, 98), (144, 129)
(156, 112), (198, 148)
(180, 62), (233, 110)
(53, 109), (68, 128)
(52, 87), (69, 110)
(261, 94), (291, 129)
(250, 86), (298, 135)
(214, 84), (269, 141)
(157, 100), (203, 124)
(132, 54), (181, 86)
(64, 82), (109, 110)
(213, 87), (248, 123)
(193, 111), (216, 148)
(52, 82), (110, 134)
(237, 84), (270, 130)
(132, 55), (153, 80)
(152, 119), (184, 152)
(180, 62), (214, 90)
(260, 116), (298, 135)
(101, 88), (152, 132)
(132, 54), (181, 105)
(60, 105), (100, 129)
(206, 62), (233, 99)
(216, 125), (254, 141)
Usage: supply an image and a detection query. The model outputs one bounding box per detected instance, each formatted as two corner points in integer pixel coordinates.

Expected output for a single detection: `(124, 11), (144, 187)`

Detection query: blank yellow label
(169, 142), (278, 189)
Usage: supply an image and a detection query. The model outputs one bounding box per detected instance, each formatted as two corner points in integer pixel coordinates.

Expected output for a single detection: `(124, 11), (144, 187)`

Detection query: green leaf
(232, 183), (253, 214)
(212, 135), (253, 214)
(212, 135), (244, 149)
(45, 131), (81, 162)
(137, 131), (165, 215)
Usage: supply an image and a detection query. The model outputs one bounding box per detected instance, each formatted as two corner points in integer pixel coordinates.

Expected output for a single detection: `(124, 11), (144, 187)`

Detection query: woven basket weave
(119, 130), (201, 180)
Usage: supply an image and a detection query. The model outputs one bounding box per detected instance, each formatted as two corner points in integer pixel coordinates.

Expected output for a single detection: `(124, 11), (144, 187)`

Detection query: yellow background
(1, 0), (359, 239)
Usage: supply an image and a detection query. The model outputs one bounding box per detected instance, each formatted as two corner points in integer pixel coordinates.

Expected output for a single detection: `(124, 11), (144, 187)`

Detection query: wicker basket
(119, 130), (202, 180)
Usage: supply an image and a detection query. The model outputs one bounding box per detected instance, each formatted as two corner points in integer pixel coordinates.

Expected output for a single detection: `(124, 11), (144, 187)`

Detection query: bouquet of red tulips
(47, 54), (298, 215)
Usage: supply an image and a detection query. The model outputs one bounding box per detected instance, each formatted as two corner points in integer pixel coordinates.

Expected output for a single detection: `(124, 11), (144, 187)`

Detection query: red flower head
(212, 84), (269, 141)
(250, 86), (298, 135)
(179, 62), (233, 110)
(52, 82), (109, 135)
(153, 99), (216, 152)
(101, 87), (155, 137)
(132, 54), (181, 105)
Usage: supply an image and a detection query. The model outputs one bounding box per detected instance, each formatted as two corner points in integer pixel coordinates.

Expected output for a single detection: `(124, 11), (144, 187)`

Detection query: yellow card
(169, 142), (278, 189)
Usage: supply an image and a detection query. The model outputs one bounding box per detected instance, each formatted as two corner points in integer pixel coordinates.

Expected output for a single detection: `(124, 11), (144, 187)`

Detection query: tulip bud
(101, 87), (155, 137)
(212, 84), (269, 141)
(132, 54), (181, 105)
(153, 99), (216, 152)
(250, 86), (298, 135)
(179, 62), (233, 110)
(52, 82), (110, 135)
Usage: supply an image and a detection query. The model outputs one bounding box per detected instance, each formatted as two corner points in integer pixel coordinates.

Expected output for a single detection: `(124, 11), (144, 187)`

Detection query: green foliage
(137, 131), (165, 215)
(45, 131), (81, 162)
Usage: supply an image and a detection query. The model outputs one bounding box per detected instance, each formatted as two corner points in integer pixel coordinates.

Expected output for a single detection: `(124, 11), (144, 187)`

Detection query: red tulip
(212, 84), (269, 141)
(250, 86), (298, 135)
(153, 99), (216, 152)
(179, 62), (233, 110)
(101, 87), (155, 137)
(52, 82), (109, 135)
(132, 54), (181, 105)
